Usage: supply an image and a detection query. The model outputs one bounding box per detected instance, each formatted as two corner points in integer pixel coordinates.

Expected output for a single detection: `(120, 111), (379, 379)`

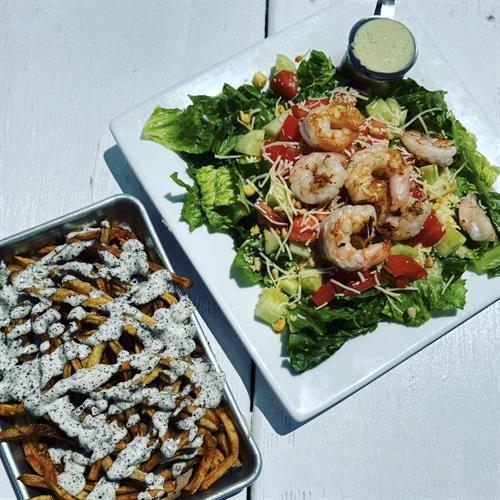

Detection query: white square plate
(110, 1), (500, 421)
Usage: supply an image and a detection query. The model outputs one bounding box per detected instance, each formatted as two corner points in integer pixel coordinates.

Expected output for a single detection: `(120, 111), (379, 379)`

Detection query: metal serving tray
(0, 194), (261, 500)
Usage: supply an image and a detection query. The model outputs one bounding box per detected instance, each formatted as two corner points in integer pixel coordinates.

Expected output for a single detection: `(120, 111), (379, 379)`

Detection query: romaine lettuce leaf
(474, 244), (500, 276)
(170, 173), (205, 230)
(479, 191), (500, 233)
(451, 118), (500, 192)
(142, 106), (213, 154)
(297, 50), (337, 99)
(195, 165), (251, 229)
(286, 295), (385, 371)
(232, 237), (263, 285)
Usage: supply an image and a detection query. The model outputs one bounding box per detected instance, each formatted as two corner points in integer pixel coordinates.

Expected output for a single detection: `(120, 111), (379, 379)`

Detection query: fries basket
(0, 194), (261, 499)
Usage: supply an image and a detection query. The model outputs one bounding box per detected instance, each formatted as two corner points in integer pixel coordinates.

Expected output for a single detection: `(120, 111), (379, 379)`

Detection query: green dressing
(352, 18), (415, 74)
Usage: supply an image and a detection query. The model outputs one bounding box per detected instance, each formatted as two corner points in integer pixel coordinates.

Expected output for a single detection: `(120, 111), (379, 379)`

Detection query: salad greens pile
(142, 50), (500, 372)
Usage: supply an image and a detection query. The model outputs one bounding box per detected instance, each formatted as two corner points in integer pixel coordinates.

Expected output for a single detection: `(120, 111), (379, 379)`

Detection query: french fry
(200, 408), (239, 491)
(18, 473), (50, 490)
(29, 496), (54, 500)
(0, 403), (24, 416)
(0, 424), (69, 443)
(184, 431), (216, 494)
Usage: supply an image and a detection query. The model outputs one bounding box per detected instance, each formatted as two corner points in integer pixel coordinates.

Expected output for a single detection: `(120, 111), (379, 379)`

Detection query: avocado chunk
(255, 287), (288, 324)
(264, 229), (281, 256)
(263, 111), (291, 139)
(235, 130), (265, 157)
(299, 270), (322, 295)
(435, 225), (467, 257)
(275, 54), (296, 74)
(289, 241), (311, 259)
(421, 164), (439, 184)
(391, 243), (418, 259)
(279, 278), (300, 296)
(267, 181), (289, 209)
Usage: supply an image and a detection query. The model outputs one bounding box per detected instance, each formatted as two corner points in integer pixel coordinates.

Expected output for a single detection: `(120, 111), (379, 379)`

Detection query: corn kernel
(407, 307), (417, 319)
(250, 224), (260, 236)
(243, 184), (256, 197)
(277, 104), (286, 115)
(252, 71), (267, 89)
(293, 200), (302, 209)
(288, 303), (297, 310)
(271, 268), (279, 280)
(253, 257), (262, 272)
(239, 110), (251, 125)
(272, 318), (286, 333)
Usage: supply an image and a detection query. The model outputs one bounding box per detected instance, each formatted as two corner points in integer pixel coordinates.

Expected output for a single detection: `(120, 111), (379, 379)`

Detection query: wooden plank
(250, 0), (500, 498)
(0, 1), (266, 498)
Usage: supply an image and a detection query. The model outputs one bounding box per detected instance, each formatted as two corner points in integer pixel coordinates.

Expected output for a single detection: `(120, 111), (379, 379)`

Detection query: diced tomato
(386, 255), (428, 282)
(311, 281), (337, 307)
(411, 184), (427, 201)
(291, 97), (330, 119)
(255, 200), (288, 228)
(342, 272), (380, 296)
(407, 210), (445, 247)
(312, 269), (381, 306)
(263, 141), (301, 164)
(270, 70), (300, 101)
(278, 115), (301, 142)
(288, 216), (318, 244)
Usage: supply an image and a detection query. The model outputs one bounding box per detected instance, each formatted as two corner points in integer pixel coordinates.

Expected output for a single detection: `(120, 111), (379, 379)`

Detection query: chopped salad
(142, 50), (500, 372)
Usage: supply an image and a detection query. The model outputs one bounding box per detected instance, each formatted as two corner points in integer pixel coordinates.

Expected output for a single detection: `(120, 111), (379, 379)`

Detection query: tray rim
(0, 193), (262, 499)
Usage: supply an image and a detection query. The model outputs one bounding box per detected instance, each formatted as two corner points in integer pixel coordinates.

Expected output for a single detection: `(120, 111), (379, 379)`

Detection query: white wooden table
(1, 1), (499, 498)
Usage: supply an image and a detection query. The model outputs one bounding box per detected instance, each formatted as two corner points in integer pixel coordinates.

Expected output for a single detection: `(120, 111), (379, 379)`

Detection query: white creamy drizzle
(58, 261), (95, 279)
(32, 308), (61, 335)
(49, 448), (89, 496)
(107, 435), (156, 481)
(87, 476), (118, 500)
(10, 301), (32, 319)
(0, 224), (226, 497)
(66, 227), (100, 239)
(97, 239), (149, 282)
(126, 413), (140, 428)
(130, 269), (173, 305)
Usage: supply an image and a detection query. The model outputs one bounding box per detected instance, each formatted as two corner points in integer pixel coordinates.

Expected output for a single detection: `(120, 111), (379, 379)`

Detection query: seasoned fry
(0, 424), (68, 443)
(0, 403), (24, 416)
(184, 431), (217, 494)
(200, 408), (240, 490)
(18, 473), (50, 489)
(0, 219), (240, 499)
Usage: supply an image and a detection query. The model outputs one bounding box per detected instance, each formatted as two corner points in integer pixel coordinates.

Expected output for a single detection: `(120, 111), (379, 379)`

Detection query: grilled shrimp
(289, 152), (348, 205)
(345, 144), (411, 213)
(377, 199), (431, 240)
(320, 204), (391, 271)
(300, 101), (365, 153)
(400, 130), (456, 167)
(459, 195), (497, 242)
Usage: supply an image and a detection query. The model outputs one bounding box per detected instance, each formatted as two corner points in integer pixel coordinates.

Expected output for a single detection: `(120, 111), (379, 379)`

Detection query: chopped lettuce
(297, 50), (337, 99)
(195, 165), (251, 229)
(475, 244), (500, 276)
(233, 237), (263, 285)
(142, 107), (213, 154)
(451, 118), (500, 192)
(287, 294), (385, 372)
(143, 83), (278, 156)
(479, 191), (500, 233)
(170, 173), (205, 230)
